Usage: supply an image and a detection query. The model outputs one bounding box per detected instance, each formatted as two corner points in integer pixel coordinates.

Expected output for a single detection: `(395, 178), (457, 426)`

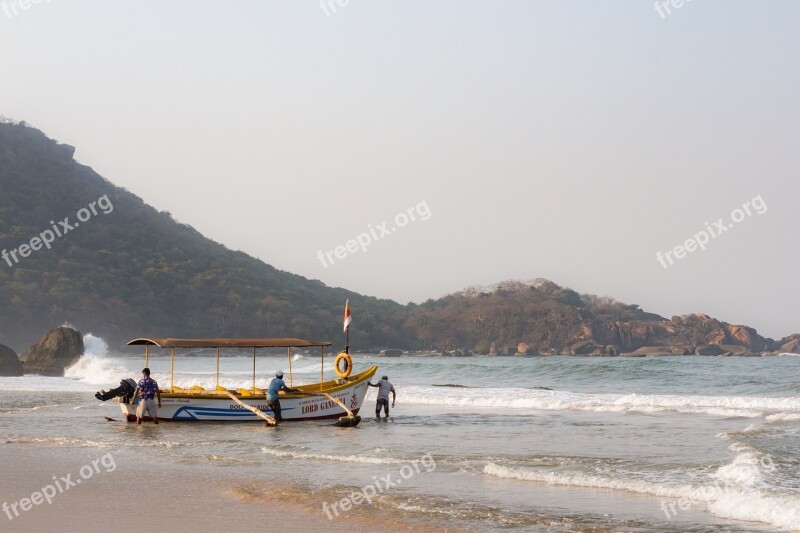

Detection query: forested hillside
(1, 121), (795, 355)
(0, 121), (406, 351)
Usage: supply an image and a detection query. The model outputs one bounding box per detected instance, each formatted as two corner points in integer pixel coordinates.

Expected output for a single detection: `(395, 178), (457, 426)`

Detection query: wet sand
(0, 444), (442, 532)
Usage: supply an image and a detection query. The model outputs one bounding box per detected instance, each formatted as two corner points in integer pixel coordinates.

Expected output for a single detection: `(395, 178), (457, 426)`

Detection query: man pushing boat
(267, 370), (298, 424)
(368, 376), (396, 418)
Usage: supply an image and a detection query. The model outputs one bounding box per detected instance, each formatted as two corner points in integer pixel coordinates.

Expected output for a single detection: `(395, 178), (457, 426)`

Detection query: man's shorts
(376, 398), (390, 413)
(137, 398), (158, 420)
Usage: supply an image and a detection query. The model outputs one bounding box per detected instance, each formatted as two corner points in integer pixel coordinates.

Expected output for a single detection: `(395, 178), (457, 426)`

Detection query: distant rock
(20, 327), (84, 376)
(780, 337), (800, 354)
(634, 346), (675, 356)
(695, 344), (726, 356)
(0, 344), (23, 376)
(570, 341), (602, 355)
(56, 143), (75, 160)
(717, 344), (754, 356)
(671, 346), (691, 355)
(727, 325), (761, 349)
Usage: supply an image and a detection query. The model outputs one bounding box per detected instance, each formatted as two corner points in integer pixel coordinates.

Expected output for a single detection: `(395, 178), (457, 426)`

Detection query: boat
(377, 349), (403, 357)
(95, 337), (377, 423)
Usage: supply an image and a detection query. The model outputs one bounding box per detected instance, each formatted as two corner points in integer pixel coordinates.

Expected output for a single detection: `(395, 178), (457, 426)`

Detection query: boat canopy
(127, 337), (334, 391)
(127, 338), (332, 349)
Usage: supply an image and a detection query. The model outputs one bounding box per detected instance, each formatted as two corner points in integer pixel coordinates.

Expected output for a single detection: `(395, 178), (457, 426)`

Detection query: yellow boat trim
(159, 365), (378, 400)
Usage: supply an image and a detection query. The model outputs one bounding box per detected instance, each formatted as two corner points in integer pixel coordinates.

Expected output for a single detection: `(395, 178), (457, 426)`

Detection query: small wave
(3, 436), (112, 448)
(399, 386), (800, 419)
(766, 412), (800, 422)
(261, 446), (405, 464)
(484, 455), (800, 531)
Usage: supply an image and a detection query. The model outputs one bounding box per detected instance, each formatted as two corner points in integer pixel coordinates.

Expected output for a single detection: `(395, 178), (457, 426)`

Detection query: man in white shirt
(368, 375), (396, 418)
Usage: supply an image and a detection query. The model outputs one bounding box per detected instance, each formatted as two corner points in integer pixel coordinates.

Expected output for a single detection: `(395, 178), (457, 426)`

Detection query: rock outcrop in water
(20, 327), (84, 376)
(0, 343), (23, 376)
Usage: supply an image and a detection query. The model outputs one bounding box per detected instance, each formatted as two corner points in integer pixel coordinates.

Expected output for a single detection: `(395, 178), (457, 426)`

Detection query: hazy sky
(1, 1), (798, 338)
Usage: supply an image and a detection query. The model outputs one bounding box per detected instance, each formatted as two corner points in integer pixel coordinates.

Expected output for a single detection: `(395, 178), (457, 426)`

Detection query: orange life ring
(334, 352), (353, 379)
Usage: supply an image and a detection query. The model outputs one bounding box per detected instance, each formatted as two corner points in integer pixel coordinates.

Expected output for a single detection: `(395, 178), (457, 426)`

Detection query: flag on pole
(343, 299), (352, 332)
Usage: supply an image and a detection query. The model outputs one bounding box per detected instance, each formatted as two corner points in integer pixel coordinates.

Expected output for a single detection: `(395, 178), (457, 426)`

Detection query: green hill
(0, 120), (406, 352)
(1, 120), (795, 356)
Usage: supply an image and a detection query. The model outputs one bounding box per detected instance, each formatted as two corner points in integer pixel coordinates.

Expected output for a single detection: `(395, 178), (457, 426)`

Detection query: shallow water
(1, 336), (799, 531)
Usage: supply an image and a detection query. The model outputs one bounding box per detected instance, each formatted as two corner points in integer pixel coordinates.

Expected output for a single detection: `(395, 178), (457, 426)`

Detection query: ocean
(1, 334), (799, 532)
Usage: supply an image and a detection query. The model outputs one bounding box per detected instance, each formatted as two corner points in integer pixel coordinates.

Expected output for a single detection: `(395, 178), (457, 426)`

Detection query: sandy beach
(0, 443), (443, 533)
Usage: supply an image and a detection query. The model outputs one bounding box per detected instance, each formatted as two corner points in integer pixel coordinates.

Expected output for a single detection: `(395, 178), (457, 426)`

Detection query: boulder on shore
(570, 341), (602, 355)
(0, 344), (23, 376)
(695, 344), (725, 356)
(20, 327), (84, 376)
(780, 338), (800, 354)
(633, 346), (675, 356)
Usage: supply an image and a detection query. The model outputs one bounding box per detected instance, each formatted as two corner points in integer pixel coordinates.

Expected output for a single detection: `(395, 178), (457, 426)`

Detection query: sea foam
(483, 453), (800, 531)
(399, 386), (800, 419)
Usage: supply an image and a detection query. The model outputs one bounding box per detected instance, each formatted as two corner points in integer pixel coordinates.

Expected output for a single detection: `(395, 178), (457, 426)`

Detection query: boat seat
(215, 386), (228, 392)
(253, 387), (265, 395)
(190, 385), (205, 391)
(238, 388), (252, 397)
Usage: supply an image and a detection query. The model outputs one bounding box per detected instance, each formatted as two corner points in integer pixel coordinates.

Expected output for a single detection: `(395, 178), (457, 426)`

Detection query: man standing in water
(131, 368), (161, 425)
(267, 371), (297, 424)
(368, 375), (396, 418)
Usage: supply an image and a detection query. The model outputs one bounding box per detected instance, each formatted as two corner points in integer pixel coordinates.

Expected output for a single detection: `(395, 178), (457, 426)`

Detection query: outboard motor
(95, 378), (137, 402)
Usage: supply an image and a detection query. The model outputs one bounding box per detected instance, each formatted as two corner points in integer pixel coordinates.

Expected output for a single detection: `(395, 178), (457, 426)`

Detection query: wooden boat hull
(120, 365), (377, 422)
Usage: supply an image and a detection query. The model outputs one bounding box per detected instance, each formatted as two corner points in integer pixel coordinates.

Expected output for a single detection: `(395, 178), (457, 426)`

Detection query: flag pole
(344, 299), (350, 355)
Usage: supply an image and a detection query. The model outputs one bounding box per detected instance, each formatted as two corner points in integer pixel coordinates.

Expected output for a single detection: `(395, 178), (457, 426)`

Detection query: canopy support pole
(145, 345), (149, 367)
(216, 347), (220, 389)
(287, 347), (293, 387)
(320, 346), (324, 391)
(252, 347), (256, 393)
(170, 348), (175, 390)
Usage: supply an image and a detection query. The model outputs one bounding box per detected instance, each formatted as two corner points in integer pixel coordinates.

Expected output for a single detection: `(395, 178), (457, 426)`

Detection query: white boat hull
(119, 366), (377, 422)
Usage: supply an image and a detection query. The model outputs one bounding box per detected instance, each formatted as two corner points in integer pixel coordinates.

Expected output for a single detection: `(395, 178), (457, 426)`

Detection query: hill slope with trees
(1, 120), (796, 356)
